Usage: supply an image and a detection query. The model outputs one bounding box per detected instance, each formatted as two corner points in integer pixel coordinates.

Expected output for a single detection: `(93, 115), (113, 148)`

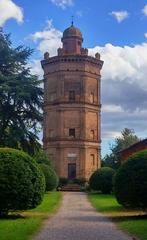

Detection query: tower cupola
(61, 24), (83, 55)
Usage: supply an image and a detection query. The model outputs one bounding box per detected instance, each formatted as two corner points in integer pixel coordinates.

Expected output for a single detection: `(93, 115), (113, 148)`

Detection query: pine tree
(0, 29), (43, 154)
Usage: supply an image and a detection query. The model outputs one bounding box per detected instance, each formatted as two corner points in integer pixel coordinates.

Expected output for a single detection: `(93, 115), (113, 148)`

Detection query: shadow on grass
(0, 213), (25, 220)
(95, 205), (123, 212)
(66, 214), (147, 224)
(110, 213), (147, 223)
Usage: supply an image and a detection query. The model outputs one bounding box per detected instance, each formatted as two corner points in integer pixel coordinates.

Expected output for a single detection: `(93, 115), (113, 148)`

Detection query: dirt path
(34, 192), (132, 240)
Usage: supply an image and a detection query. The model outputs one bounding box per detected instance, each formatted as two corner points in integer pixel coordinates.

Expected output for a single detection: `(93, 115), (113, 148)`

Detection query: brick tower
(41, 24), (103, 180)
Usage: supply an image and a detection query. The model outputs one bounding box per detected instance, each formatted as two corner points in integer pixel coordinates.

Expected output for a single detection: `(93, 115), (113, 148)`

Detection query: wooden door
(68, 163), (76, 179)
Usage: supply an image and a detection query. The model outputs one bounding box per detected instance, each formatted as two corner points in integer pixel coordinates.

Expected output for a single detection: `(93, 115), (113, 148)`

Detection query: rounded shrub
(39, 164), (59, 191)
(73, 177), (86, 186)
(0, 148), (45, 215)
(114, 150), (147, 209)
(59, 177), (69, 187)
(34, 149), (52, 167)
(89, 167), (115, 194)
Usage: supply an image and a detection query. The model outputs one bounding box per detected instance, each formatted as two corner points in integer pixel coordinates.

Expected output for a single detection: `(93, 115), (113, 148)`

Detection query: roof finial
(71, 15), (74, 26)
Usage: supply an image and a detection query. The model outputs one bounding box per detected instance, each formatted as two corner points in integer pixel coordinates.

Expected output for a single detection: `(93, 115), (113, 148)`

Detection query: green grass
(88, 193), (147, 240)
(0, 191), (62, 240)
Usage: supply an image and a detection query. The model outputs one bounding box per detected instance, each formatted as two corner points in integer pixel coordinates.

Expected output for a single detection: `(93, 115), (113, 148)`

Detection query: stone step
(61, 184), (83, 192)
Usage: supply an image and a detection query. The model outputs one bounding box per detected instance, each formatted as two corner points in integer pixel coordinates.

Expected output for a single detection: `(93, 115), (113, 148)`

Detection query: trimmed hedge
(89, 167), (115, 194)
(114, 150), (147, 209)
(73, 177), (86, 186)
(59, 177), (69, 186)
(39, 164), (59, 191)
(34, 149), (52, 166)
(0, 148), (45, 215)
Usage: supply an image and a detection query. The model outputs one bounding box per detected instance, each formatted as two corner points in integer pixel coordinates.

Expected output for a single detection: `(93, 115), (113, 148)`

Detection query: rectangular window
(69, 91), (75, 101)
(49, 92), (56, 101)
(69, 128), (75, 138)
(49, 129), (54, 137)
(90, 92), (94, 103)
(90, 130), (94, 140)
(91, 154), (95, 165)
(49, 154), (54, 161)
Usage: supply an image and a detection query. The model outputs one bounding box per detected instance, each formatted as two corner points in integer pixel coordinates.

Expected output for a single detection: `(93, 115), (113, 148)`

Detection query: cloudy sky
(1, 0), (147, 156)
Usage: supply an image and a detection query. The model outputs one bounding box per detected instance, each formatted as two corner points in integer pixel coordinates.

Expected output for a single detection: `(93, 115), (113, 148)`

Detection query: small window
(90, 130), (94, 140)
(49, 129), (54, 137)
(49, 154), (54, 161)
(49, 92), (56, 101)
(69, 91), (75, 101)
(90, 92), (94, 103)
(78, 41), (81, 46)
(69, 128), (75, 138)
(91, 154), (95, 165)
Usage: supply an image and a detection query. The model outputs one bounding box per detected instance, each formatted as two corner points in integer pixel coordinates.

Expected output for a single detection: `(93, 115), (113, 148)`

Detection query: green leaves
(0, 29), (43, 155)
(103, 128), (140, 169)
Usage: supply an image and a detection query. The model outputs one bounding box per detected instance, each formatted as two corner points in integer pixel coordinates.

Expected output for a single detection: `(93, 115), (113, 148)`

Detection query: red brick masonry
(41, 25), (103, 180)
(120, 139), (147, 161)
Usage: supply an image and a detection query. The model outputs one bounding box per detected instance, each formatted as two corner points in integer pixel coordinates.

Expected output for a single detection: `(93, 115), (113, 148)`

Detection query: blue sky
(1, 0), (147, 156)
(3, 0), (147, 47)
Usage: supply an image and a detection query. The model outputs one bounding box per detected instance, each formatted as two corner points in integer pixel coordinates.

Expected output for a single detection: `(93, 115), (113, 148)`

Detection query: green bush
(59, 177), (69, 186)
(89, 167), (115, 194)
(0, 148), (45, 215)
(114, 150), (147, 209)
(39, 164), (59, 191)
(73, 177), (86, 186)
(34, 149), (52, 167)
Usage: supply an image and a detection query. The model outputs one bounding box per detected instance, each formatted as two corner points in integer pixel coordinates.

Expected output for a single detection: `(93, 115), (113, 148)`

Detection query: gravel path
(35, 192), (132, 240)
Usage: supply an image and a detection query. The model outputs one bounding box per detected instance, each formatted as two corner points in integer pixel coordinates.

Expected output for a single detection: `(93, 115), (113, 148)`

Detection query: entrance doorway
(68, 163), (76, 179)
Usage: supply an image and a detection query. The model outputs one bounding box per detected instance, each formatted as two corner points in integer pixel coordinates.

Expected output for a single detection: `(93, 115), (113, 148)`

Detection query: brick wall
(120, 139), (147, 161)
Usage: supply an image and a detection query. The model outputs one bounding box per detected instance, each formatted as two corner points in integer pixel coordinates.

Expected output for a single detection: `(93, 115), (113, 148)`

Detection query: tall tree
(0, 29), (43, 154)
(102, 128), (140, 169)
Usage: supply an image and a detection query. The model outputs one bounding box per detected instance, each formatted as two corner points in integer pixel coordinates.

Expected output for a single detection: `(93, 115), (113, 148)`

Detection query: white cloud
(0, 0), (23, 27)
(102, 131), (121, 139)
(110, 10), (129, 23)
(102, 104), (123, 113)
(145, 33), (147, 39)
(29, 60), (43, 80)
(89, 43), (147, 89)
(31, 19), (62, 57)
(89, 42), (147, 141)
(142, 5), (147, 16)
(30, 20), (147, 145)
(50, 0), (73, 9)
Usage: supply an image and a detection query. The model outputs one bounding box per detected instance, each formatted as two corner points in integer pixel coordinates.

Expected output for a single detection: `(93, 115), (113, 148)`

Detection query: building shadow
(67, 215), (110, 223)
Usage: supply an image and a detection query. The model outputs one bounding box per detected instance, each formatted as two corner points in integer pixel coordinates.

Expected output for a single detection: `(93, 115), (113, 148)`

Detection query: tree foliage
(103, 128), (140, 169)
(0, 29), (43, 155)
(114, 150), (147, 209)
(0, 148), (45, 215)
(34, 149), (52, 167)
(39, 164), (59, 191)
(89, 167), (115, 194)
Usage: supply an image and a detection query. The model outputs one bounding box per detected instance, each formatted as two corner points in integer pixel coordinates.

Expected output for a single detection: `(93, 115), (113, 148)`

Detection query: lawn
(88, 193), (147, 240)
(0, 191), (62, 240)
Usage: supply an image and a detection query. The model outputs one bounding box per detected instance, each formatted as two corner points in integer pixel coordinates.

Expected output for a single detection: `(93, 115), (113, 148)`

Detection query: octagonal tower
(41, 24), (103, 180)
